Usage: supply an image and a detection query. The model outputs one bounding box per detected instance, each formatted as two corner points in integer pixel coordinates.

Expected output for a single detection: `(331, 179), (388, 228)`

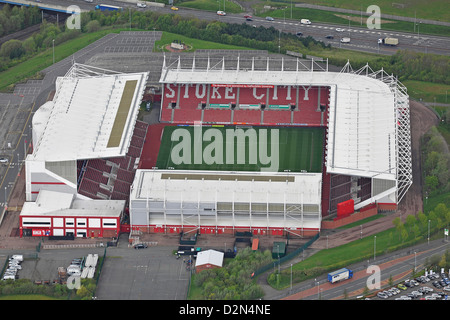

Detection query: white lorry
(300, 19), (311, 25)
(378, 37), (398, 46)
(340, 37), (351, 43)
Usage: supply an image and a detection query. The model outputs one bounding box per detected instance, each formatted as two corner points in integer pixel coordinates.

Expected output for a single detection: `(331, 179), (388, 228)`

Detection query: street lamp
(428, 220), (430, 245)
(414, 251), (417, 273)
(374, 236), (376, 260)
(52, 39), (55, 64)
(290, 264), (293, 291)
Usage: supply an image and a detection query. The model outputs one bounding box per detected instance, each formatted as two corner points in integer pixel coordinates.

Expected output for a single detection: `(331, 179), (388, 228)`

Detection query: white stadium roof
(160, 57), (412, 205)
(30, 63), (148, 162)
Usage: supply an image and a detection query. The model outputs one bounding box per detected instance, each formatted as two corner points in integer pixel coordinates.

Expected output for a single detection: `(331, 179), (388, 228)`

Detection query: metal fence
(252, 232), (320, 278)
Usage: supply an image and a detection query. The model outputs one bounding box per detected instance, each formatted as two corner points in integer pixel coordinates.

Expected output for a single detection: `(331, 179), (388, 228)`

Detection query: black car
(246, 18), (253, 21)
(134, 243), (148, 249)
(325, 35), (334, 39)
(296, 32), (303, 36)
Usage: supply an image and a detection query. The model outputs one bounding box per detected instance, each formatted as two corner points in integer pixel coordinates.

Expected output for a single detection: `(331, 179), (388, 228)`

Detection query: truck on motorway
(378, 37), (398, 46)
(340, 37), (351, 43)
(95, 4), (123, 11)
(328, 268), (353, 283)
(300, 19), (311, 25)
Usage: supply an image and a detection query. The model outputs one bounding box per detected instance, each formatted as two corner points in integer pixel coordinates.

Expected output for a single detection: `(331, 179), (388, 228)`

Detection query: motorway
(13, 0), (450, 56)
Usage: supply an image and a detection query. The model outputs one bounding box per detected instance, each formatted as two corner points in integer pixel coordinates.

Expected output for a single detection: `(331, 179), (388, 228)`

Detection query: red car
(244, 14), (252, 19)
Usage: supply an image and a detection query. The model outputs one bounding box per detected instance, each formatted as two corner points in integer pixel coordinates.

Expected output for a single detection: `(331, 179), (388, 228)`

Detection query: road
(17, 0), (450, 56)
(273, 238), (450, 300)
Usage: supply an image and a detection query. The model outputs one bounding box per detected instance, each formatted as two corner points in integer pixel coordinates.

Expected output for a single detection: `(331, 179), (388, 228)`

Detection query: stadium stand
(77, 120), (148, 200)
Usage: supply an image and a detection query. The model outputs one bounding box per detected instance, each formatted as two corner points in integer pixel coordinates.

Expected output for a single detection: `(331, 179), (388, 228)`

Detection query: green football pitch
(156, 125), (324, 173)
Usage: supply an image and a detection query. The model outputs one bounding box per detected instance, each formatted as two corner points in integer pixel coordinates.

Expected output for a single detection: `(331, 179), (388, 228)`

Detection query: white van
(217, 11), (226, 16)
(301, 19), (311, 25)
(10, 255), (23, 262)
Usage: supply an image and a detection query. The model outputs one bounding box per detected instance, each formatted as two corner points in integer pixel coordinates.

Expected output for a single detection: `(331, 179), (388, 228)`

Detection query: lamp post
(414, 251), (417, 273)
(428, 220), (430, 245)
(374, 236), (376, 260)
(52, 39), (55, 64)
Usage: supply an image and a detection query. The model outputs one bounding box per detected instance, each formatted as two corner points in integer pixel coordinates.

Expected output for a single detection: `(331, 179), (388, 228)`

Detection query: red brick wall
(321, 205), (379, 229)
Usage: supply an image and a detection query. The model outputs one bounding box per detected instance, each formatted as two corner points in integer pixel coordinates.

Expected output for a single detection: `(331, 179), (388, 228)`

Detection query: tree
(86, 20), (101, 33)
(425, 175), (439, 194)
(0, 39), (25, 59)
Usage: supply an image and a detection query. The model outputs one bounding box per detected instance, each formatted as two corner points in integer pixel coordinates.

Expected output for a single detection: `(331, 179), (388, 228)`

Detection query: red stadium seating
(161, 84), (330, 127)
(77, 120), (149, 200)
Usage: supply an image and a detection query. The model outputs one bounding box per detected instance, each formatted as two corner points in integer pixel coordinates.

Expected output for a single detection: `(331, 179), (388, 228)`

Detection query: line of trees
(393, 203), (450, 244)
(0, 5), (41, 37)
(422, 126), (450, 196)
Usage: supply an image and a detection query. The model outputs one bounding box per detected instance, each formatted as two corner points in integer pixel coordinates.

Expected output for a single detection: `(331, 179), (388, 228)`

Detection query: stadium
(21, 51), (412, 239)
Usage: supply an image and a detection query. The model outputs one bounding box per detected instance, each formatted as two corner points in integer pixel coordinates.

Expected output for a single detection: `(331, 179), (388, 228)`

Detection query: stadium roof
(20, 190), (125, 217)
(160, 57), (412, 203)
(130, 169), (322, 207)
(30, 63), (148, 162)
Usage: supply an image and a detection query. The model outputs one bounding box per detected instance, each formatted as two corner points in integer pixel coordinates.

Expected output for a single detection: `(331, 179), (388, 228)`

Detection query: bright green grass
(156, 125), (324, 172)
(283, 0), (450, 22)
(179, 0), (243, 14)
(154, 31), (253, 52)
(403, 80), (450, 104)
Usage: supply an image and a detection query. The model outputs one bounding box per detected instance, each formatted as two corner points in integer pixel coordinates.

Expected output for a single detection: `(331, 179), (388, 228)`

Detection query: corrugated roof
(31, 64), (148, 162)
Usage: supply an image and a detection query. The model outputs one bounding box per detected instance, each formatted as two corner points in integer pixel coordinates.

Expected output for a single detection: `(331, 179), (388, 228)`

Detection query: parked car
(442, 286), (450, 292)
(377, 291), (388, 299)
(0, 157), (8, 164)
(398, 283), (407, 290)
